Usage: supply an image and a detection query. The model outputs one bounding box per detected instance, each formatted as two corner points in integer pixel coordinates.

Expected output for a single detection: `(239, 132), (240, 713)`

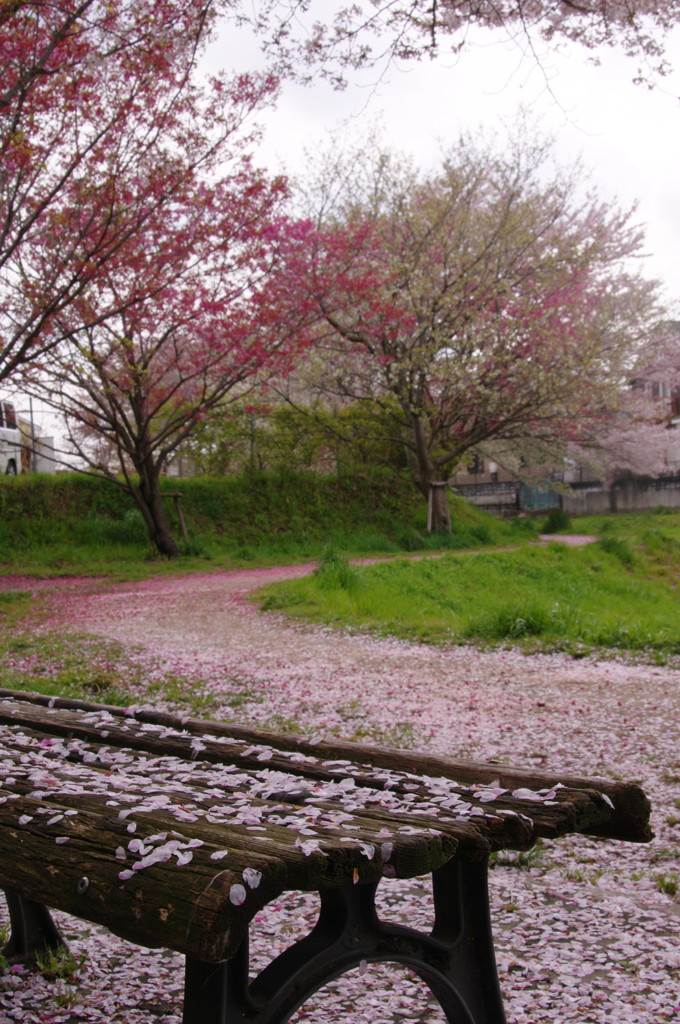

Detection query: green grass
(256, 518), (680, 661)
(35, 947), (88, 982)
(655, 872), (679, 898)
(0, 590), (221, 714)
(0, 626), (223, 717)
(0, 470), (533, 578)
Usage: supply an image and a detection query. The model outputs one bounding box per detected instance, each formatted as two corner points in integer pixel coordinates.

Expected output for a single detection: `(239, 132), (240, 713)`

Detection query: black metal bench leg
(183, 855), (507, 1024)
(183, 939), (250, 1024)
(2, 888), (66, 963)
(429, 856), (508, 1024)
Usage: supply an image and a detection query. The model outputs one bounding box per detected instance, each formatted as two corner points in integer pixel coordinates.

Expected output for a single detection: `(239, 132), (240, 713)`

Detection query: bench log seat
(0, 686), (652, 1024)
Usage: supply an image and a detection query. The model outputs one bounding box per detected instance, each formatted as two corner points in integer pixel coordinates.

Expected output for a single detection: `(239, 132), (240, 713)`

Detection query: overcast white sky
(209, 16), (680, 308)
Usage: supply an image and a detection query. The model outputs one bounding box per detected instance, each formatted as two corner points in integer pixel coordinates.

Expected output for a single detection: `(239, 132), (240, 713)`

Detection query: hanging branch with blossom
(246, 0), (680, 85)
(0, 0), (264, 383)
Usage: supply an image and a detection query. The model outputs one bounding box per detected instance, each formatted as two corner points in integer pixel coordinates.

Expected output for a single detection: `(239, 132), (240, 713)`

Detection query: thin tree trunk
(407, 417), (452, 533)
(428, 481), (452, 533)
(129, 458), (179, 557)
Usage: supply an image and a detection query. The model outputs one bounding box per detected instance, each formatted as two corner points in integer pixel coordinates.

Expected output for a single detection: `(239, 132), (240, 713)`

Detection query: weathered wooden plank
(0, 735), (502, 887)
(0, 695), (617, 844)
(135, 707), (651, 843)
(177, 723), (650, 843)
(0, 688), (648, 841)
(0, 716), (578, 864)
(0, 790), (285, 960)
(0, 727), (461, 887)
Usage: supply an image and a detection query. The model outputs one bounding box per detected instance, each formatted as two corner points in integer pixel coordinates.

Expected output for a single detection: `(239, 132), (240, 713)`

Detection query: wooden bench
(0, 686), (652, 1024)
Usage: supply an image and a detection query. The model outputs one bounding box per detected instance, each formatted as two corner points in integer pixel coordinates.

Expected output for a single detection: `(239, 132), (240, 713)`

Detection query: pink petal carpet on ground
(0, 559), (678, 1023)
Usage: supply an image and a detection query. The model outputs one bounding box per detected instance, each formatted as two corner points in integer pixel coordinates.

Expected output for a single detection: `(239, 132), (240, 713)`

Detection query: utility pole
(28, 395), (36, 471)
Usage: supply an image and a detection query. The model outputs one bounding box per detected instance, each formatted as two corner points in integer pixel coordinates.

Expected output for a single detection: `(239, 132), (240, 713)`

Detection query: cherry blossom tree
(17, 45), (302, 557)
(568, 320), (680, 484)
(272, 135), (666, 531)
(3, 0), (317, 556)
(249, 0), (680, 84)
(0, 0), (255, 384)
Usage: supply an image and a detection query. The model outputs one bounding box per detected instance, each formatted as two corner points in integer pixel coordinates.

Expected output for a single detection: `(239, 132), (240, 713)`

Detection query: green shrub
(542, 507), (571, 533)
(597, 536), (635, 567)
(467, 601), (553, 640)
(314, 547), (361, 592)
(468, 523), (493, 545)
(394, 525), (424, 551)
(509, 517), (541, 537)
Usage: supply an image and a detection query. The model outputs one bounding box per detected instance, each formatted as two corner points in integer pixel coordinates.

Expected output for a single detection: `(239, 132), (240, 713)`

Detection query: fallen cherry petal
(229, 884), (247, 906)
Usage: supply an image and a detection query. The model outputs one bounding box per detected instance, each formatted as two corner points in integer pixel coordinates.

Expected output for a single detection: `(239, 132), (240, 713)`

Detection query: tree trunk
(130, 460), (179, 557)
(427, 482), (452, 533)
(407, 417), (452, 533)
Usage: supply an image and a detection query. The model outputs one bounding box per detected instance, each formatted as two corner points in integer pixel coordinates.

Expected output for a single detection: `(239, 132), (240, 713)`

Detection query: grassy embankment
(257, 511), (680, 664)
(0, 470), (524, 577)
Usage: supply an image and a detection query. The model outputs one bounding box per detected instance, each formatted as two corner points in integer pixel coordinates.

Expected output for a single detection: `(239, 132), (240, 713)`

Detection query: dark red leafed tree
(3, 0), (313, 556)
(27, 101), (297, 555)
(4, 1), (308, 556)
(0, 0), (229, 383)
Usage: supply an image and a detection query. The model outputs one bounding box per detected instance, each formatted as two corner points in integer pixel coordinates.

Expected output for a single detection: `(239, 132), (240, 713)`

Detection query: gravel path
(1, 550), (679, 1023)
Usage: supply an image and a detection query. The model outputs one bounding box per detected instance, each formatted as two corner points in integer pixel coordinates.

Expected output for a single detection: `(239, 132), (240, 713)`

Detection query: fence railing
(455, 474), (680, 516)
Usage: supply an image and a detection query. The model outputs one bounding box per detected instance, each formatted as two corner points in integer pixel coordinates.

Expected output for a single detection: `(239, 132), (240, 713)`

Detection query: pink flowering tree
(22, 71), (303, 556)
(272, 137), (665, 531)
(568, 322), (680, 484)
(2, 0), (316, 556)
(0, 0), (257, 384)
(30, 169), (298, 556)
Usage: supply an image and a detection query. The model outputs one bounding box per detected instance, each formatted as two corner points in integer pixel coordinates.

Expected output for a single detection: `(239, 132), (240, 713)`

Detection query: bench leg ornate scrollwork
(183, 855), (507, 1024)
(3, 857), (506, 1023)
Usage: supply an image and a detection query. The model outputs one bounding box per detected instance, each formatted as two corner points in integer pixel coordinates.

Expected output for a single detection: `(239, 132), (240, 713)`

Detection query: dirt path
(1, 546), (679, 1024)
(17, 538), (664, 761)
